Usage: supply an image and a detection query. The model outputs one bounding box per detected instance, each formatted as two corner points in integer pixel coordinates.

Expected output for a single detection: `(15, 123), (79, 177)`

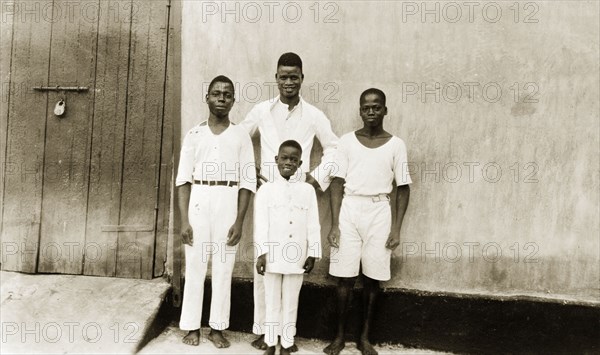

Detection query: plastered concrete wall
(181, 1), (599, 301)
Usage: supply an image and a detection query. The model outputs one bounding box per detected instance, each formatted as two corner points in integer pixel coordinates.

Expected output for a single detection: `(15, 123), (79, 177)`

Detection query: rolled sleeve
(175, 131), (195, 186)
(311, 112), (339, 191)
(332, 140), (348, 180)
(238, 106), (260, 137)
(394, 139), (412, 186)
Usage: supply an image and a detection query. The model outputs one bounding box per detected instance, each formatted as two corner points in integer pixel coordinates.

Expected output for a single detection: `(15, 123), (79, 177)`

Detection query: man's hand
(256, 167), (268, 189)
(181, 222), (194, 246)
(303, 257), (316, 273)
(328, 225), (340, 248)
(226, 221), (243, 246)
(385, 234), (400, 250)
(256, 254), (267, 275)
(305, 173), (322, 192)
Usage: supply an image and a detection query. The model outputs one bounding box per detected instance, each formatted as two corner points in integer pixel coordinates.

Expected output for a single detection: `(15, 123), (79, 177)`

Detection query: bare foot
(207, 328), (230, 348)
(182, 329), (200, 346)
(281, 345), (292, 355)
(323, 337), (345, 355)
(288, 343), (298, 352)
(357, 339), (378, 355)
(252, 334), (268, 350)
(264, 346), (276, 355)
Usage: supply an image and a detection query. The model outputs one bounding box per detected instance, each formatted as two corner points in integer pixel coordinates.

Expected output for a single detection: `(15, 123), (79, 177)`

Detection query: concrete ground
(0, 270), (450, 354)
(139, 324), (452, 354)
(0, 270), (170, 354)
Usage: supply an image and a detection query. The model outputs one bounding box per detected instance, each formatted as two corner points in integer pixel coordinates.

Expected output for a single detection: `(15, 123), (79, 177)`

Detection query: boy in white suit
(254, 140), (322, 355)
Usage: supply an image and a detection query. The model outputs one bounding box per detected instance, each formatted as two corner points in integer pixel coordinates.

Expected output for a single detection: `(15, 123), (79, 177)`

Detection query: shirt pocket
(290, 202), (309, 227)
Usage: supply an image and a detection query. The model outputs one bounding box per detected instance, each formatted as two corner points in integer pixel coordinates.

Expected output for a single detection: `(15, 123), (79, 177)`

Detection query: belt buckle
(371, 194), (388, 203)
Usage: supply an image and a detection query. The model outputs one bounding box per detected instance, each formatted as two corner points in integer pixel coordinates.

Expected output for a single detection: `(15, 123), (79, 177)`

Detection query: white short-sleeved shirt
(334, 132), (412, 196)
(176, 122), (256, 193)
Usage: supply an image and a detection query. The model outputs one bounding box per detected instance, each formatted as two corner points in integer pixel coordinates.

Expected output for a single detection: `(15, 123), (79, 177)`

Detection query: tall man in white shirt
(324, 88), (411, 355)
(254, 140), (322, 355)
(177, 75), (256, 348)
(239, 52), (339, 351)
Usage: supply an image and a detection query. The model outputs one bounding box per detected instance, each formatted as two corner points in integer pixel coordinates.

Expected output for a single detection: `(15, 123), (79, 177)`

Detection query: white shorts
(329, 194), (392, 281)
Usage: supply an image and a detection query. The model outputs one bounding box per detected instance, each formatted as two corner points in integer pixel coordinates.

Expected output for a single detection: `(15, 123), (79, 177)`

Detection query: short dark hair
(360, 88), (386, 106)
(277, 52), (303, 71)
(279, 140), (302, 155)
(208, 75), (235, 94)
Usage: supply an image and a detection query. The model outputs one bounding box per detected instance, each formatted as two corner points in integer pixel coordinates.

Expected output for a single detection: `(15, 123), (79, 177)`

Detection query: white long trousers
(263, 272), (303, 348)
(179, 185), (238, 331)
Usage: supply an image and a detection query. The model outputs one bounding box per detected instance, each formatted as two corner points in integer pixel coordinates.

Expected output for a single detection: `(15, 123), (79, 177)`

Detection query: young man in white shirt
(324, 88), (411, 355)
(254, 139), (322, 355)
(239, 52), (338, 351)
(176, 75), (256, 348)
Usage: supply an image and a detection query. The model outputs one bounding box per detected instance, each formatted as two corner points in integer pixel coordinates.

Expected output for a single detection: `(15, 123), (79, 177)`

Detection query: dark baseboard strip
(161, 279), (600, 354)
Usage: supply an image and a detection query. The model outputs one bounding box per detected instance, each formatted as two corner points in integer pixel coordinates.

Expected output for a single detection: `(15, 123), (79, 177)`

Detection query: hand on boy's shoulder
(305, 173), (322, 192)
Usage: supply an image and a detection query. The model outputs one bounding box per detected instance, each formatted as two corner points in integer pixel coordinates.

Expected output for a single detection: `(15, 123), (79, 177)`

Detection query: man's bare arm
(305, 172), (322, 192)
(178, 183), (193, 246)
(386, 185), (410, 250)
(226, 188), (253, 246)
(256, 167), (268, 189)
(327, 177), (345, 248)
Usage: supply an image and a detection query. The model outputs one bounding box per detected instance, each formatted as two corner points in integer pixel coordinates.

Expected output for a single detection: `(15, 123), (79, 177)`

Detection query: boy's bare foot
(288, 343), (298, 352)
(252, 334), (268, 350)
(357, 339), (378, 355)
(281, 345), (292, 355)
(264, 345), (276, 355)
(207, 328), (230, 348)
(323, 337), (345, 355)
(182, 329), (200, 346)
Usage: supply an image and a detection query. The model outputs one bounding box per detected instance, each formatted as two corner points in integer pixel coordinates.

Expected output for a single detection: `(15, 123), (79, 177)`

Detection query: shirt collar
(273, 171), (304, 186)
(269, 95), (304, 113)
(273, 172), (290, 184)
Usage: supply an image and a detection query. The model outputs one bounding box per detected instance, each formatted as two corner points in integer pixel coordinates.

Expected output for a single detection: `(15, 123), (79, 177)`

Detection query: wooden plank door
(0, 0), (13, 269)
(49, 0), (171, 279)
(36, 0), (99, 274)
(1, 0), (54, 273)
(83, 0), (136, 277)
(115, 0), (170, 279)
(83, 0), (171, 279)
(1, 0), (172, 279)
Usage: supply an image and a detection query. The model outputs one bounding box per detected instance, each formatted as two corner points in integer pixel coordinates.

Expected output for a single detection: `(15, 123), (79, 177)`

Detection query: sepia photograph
(0, 1), (598, 354)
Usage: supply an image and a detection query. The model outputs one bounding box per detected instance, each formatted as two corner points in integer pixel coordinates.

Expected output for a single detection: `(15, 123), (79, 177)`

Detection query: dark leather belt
(193, 180), (238, 187)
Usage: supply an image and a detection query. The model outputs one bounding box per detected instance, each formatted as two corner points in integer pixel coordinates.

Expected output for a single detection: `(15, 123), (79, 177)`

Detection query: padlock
(54, 99), (66, 116)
